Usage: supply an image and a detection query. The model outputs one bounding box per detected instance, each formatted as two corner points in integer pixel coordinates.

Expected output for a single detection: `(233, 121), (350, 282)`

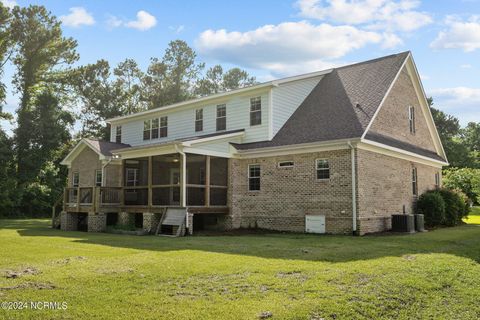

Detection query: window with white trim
(143, 120), (151, 140)
(248, 164), (261, 191)
(72, 172), (79, 187)
(216, 104), (226, 131)
(195, 109), (203, 132)
(151, 118), (159, 139)
(278, 161), (294, 168)
(408, 106), (416, 134)
(95, 169), (102, 187)
(126, 168), (139, 187)
(250, 96), (262, 126)
(316, 159), (330, 180)
(412, 167), (418, 195)
(160, 116), (168, 137)
(115, 125), (122, 143)
(435, 172), (440, 188)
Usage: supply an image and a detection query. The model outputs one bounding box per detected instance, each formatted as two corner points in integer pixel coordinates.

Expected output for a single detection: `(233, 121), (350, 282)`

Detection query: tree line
(0, 4), (478, 217)
(0, 4), (256, 217)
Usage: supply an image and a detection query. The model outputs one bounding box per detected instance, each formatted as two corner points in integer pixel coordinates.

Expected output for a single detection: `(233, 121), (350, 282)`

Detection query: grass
(464, 206), (480, 225)
(0, 220), (479, 319)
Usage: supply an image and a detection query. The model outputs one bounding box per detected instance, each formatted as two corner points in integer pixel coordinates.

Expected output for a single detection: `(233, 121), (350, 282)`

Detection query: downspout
(175, 144), (188, 228)
(348, 141), (357, 235)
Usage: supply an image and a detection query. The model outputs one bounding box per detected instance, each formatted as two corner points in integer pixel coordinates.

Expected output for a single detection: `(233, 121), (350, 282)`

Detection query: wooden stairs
(155, 208), (187, 237)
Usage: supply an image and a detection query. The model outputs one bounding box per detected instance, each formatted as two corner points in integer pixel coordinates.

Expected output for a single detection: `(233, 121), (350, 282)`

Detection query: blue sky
(1, 0), (480, 134)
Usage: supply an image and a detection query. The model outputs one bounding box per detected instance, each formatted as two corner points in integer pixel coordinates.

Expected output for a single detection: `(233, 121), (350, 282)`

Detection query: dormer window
(408, 106), (416, 134)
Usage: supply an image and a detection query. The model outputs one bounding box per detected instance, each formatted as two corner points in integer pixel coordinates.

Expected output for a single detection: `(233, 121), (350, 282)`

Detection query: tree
(113, 58), (146, 114)
(10, 5), (78, 186)
(443, 167), (480, 205)
(195, 65), (257, 96)
(462, 122), (480, 152)
(0, 3), (12, 119)
(428, 98), (476, 168)
(143, 40), (204, 109)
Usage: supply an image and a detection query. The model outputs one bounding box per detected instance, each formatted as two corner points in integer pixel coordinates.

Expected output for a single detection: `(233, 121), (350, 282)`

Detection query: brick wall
(229, 149), (354, 234)
(356, 148), (441, 234)
(368, 67), (436, 152)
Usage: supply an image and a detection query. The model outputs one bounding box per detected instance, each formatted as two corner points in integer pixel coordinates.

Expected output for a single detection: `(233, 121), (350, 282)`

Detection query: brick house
(58, 51), (447, 235)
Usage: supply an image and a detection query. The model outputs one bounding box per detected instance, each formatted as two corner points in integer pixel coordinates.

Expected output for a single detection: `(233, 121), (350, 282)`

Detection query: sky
(1, 0), (480, 134)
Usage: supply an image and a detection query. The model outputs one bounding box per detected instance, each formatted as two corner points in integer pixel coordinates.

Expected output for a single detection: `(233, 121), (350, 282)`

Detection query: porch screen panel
(210, 157), (228, 206)
(186, 154), (206, 185)
(152, 154), (181, 186)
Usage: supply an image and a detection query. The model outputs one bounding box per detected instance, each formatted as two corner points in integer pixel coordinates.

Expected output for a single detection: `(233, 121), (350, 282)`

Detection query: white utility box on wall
(305, 215), (325, 234)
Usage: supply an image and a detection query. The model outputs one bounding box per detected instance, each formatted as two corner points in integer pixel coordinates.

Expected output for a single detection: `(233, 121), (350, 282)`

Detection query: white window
(216, 104), (226, 131)
(143, 120), (151, 140)
(250, 96), (262, 126)
(195, 109), (203, 132)
(160, 116), (168, 137)
(412, 167), (418, 195)
(95, 169), (102, 187)
(278, 161), (294, 168)
(115, 126), (122, 143)
(151, 118), (159, 139)
(316, 159), (330, 180)
(248, 164), (261, 191)
(72, 172), (79, 187)
(126, 168), (139, 187)
(408, 106), (416, 134)
(435, 172), (440, 188)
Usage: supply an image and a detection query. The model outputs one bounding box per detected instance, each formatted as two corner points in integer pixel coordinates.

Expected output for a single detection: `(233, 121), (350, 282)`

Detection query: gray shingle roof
(85, 139), (131, 156)
(233, 51), (410, 150)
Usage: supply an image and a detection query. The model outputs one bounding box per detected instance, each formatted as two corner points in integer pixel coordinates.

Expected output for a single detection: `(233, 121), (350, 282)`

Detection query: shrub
(437, 189), (463, 226)
(416, 190), (446, 227)
(452, 189), (470, 220)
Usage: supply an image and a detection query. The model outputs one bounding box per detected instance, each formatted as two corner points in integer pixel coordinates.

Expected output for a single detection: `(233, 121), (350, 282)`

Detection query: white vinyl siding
(114, 91), (270, 146)
(271, 76), (322, 136)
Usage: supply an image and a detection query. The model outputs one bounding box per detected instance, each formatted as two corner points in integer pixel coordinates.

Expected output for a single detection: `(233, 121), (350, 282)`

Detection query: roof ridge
(335, 51), (410, 71)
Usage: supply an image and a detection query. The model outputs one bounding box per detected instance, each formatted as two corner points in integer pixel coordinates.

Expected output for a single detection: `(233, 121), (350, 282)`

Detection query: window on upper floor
(250, 96), (262, 126)
(435, 172), (440, 188)
(248, 164), (261, 191)
(72, 172), (79, 187)
(412, 167), (418, 195)
(115, 125), (122, 143)
(195, 109), (203, 132)
(95, 169), (102, 187)
(151, 118), (159, 139)
(316, 159), (330, 180)
(408, 106), (416, 134)
(160, 116), (168, 137)
(216, 104), (226, 131)
(143, 120), (151, 140)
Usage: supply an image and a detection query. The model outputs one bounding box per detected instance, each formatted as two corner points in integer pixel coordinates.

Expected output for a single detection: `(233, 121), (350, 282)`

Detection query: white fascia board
(106, 69), (333, 124)
(114, 144), (179, 159)
(361, 52), (410, 139)
(182, 147), (233, 158)
(234, 138), (359, 159)
(359, 139), (448, 168)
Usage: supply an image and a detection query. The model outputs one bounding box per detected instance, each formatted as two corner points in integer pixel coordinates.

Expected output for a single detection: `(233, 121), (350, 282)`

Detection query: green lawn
(464, 206), (480, 225)
(0, 220), (479, 319)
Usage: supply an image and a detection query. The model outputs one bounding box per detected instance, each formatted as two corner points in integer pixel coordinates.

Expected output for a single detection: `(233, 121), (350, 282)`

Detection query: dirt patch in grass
(53, 256), (87, 265)
(4, 267), (40, 279)
(276, 270), (309, 282)
(0, 282), (56, 290)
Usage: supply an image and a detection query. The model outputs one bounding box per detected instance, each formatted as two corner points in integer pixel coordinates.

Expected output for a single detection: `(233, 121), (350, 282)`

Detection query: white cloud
(196, 21), (381, 76)
(460, 64), (472, 69)
(106, 15), (123, 29)
(125, 10), (157, 31)
(1, 0), (16, 9)
(430, 16), (480, 52)
(429, 87), (480, 124)
(60, 7), (95, 28)
(296, 0), (432, 31)
(381, 32), (403, 48)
